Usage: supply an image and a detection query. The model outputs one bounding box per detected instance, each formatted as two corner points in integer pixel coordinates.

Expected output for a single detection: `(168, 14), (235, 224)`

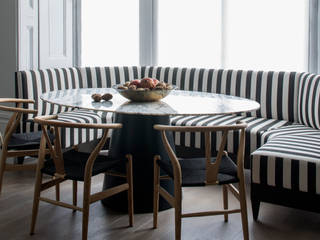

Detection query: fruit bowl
(112, 84), (177, 102)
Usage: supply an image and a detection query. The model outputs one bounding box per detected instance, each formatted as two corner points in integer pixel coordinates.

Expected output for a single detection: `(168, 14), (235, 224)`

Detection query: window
(81, 0), (308, 71)
(81, 0), (139, 67)
(158, 0), (222, 68)
(224, 0), (308, 71)
(158, 0), (308, 71)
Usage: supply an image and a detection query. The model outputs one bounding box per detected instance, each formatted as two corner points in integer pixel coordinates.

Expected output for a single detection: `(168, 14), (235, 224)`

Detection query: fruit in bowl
(139, 78), (155, 89)
(114, 78), (177, 102)
(117, 78), (173, 91)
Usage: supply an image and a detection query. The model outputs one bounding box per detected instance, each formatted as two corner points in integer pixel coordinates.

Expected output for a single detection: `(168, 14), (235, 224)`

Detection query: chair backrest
(0, 98), (38, 149)
(34, 115), (122, 178)
(154, 122), (247, 185)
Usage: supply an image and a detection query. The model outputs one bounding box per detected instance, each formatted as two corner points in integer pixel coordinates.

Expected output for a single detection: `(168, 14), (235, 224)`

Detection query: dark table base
(102, 113), (174, 213)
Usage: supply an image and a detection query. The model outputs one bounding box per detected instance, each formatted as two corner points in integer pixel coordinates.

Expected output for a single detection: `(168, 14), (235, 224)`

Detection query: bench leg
(17, 156), (25, 164)
(251, 198), (260, 221)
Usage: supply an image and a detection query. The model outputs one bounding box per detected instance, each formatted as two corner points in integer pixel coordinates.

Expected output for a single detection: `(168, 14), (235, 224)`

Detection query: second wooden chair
(153, 122), (249, 240)
(0, 98), (53, 194)
(30, 115), (134, 240)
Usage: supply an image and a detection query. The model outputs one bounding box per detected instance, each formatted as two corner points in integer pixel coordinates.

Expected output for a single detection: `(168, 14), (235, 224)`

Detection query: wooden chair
(153, 122), (249, 240)
(0, 98), (53, 194)
(30, 115), (134, 240)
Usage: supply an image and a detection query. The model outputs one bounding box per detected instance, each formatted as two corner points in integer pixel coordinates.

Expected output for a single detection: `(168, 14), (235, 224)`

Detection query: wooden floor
(1, 170), (320, 240)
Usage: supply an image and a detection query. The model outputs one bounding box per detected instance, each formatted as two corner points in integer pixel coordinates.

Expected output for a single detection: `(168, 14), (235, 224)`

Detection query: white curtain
(309, 0), (320, 73)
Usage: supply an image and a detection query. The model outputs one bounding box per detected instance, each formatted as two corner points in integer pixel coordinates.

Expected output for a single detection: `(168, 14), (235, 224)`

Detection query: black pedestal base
(102, 113), (174, 213)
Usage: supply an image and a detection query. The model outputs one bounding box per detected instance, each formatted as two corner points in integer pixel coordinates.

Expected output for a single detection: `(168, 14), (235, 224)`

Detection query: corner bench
(251, 73), (320, 219)
(15, 66), (320, 219)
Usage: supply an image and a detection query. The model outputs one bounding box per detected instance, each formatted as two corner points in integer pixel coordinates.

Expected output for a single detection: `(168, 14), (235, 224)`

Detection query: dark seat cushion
(8, 131), (54, 150)
(41, 150), (125, 181)
(158, 155), (239, 186)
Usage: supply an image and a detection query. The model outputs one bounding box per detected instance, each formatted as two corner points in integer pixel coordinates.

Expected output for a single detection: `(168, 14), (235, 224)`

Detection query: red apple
(153, 78), (159, 86)
(129, 79), (141, 86)
(139, 78), (155, 89)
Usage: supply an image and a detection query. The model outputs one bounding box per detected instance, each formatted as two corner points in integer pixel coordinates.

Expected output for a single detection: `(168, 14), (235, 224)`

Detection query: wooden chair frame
(153, 122), (249, 240)
(30, 115), (134, 240)
(0, 98), (50, 194)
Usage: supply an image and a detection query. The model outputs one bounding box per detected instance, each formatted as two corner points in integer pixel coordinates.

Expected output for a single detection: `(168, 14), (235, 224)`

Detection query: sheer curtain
(309, 0), (320, 73)
(81, 0), (139, 67)
(81, 0), (310, 71)
(224, 0), (307, 72)
(158, 0), (308, 71)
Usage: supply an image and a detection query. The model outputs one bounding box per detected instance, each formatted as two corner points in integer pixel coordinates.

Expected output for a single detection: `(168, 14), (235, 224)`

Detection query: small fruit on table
(102, 93), (113, 101)
(92, 93), (113, 102)
(91, 93), (102, 102)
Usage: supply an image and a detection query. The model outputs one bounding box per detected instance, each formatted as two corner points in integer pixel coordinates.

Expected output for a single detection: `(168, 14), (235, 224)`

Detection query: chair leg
(126, 158), (134, 227)
(73, 180), (77, 211)
(30, 173), (43, 235)
(82, 179), (91, 240)
(0, 150), (7, 194)
(174, 198), (182, 240)
(223, 185), (228, 222)
(238, 180), (249, 240)
(153, 162), (160, 229)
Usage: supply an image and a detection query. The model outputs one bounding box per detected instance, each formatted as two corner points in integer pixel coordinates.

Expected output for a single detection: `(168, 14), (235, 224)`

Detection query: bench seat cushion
(8, 131), (54, 150)
(56, 109), (113, 148)
(170, 114), (291, 157)
(252, 124), (320, 194)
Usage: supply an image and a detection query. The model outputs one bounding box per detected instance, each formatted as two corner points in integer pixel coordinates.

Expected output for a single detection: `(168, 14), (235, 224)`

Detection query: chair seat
(158, 155), (239, 186)
(41, 150), (124, 181)
(8, 131), (54, 150)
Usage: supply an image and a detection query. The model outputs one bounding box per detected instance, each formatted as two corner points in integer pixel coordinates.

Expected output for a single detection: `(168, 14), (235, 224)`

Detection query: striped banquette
(16, 66), (320, 218)
(250, 72), (320, 219)
(16, 66), (301, 155)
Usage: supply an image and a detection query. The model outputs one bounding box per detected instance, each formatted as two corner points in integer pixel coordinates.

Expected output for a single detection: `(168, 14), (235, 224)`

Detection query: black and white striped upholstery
(252, 124), (320, 194)
(154, 67), (301, 163)
(15, 66), (320, 217)
(170, 114), (290, 158)
(16, 66), (303, 154)
(142, 67), (301, 122)
(250, 123), (320, 218)
(298, 73), (320, 129)
(56, 110), (113, 148)
(15, 67), (138, 148)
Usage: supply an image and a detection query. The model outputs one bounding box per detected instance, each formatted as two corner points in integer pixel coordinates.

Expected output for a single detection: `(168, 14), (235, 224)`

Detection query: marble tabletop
(41, 88), (260, 116)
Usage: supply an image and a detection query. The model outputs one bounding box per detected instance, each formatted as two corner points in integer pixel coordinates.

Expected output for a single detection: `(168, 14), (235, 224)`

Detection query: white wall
(0, 0), (18, 131)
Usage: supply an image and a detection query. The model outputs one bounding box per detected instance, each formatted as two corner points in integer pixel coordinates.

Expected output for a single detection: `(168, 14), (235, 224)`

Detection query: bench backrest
(16, 66), (302, 132)
(141, 67), (301, 122)
(16, 67), (141, 132)
(298, 73), (320, 129)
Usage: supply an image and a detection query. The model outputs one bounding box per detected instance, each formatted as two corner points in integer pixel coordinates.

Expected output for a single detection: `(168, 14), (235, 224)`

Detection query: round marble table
(41, 88), (260, 213)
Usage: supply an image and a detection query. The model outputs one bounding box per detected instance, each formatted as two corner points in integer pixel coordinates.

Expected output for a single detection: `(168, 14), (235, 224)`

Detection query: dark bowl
(112, 84), (177, 102)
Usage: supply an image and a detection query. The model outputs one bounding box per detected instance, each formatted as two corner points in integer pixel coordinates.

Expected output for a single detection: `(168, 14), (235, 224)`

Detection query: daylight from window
(223, 0), (308, 72)
(158, 0), (222, 69)
(82, 0), (308, 71)
(81, 0), (139, 67)
(159, 0), (308, 71)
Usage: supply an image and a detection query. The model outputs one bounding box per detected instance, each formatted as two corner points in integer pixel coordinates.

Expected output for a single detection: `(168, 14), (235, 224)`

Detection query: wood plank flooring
(1, 170), (320, 240)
